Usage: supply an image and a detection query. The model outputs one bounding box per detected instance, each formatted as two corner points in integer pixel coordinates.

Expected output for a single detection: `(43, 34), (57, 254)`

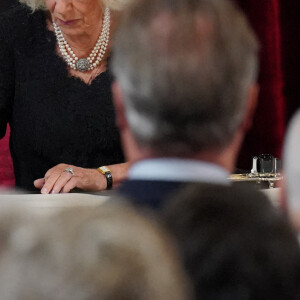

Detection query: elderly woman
(0, 0), (129, 193)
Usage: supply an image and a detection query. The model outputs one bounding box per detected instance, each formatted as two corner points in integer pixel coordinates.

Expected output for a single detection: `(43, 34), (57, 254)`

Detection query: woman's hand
(34, 162), (129, 194)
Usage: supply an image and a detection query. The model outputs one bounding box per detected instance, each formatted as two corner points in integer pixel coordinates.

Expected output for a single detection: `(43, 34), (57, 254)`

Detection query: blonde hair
(0, 201), (191, 300)
(19, 0), (128, 11)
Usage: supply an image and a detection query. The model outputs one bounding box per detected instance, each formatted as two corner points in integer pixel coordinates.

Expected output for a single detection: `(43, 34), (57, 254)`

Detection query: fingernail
(51, 190), (56, 194)
(41, 188), (48, 194)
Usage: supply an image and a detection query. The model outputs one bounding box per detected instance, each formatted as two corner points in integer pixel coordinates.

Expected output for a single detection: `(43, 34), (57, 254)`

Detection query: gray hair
(112, 0), (259, 155)
(0, 201), (191, 300)
(19, 0), (128, 11)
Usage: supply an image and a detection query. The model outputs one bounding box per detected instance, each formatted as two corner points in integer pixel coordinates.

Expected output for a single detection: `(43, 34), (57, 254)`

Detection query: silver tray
(229, 173), (283, 188)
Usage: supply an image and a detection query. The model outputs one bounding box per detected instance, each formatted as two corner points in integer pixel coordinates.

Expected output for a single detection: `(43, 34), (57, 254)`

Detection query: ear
(241, 83), (259, 132)
(112, 81), (146, 162)
(112, 81), (128, 131)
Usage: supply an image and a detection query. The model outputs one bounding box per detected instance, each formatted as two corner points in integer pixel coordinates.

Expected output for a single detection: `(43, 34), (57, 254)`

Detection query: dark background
(237, 0), (300, 169)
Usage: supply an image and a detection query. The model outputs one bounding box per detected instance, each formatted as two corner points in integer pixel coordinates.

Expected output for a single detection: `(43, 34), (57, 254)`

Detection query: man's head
(0, 202), (191, 300)
(112, 0), (259, 166)
(164, 183), (300, 299)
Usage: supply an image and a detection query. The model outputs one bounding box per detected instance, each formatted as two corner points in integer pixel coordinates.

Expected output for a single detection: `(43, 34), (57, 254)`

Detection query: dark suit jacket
(116, 179), (193, 210)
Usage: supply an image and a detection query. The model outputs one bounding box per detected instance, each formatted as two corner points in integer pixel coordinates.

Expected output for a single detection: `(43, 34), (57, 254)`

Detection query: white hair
(112, 0), (259, 155)
(0, 201), (191, 300)
(19, 0), (128, 11)
(284, 110), (300, 213)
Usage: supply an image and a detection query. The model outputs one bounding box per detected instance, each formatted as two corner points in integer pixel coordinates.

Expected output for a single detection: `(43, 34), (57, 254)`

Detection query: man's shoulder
(119, 179), (184, 192)
(117, 179), (195, 210)
(116, 179), (244, 211)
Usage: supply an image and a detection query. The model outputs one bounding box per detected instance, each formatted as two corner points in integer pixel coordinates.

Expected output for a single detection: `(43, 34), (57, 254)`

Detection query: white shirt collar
(128, 158), (229, 185)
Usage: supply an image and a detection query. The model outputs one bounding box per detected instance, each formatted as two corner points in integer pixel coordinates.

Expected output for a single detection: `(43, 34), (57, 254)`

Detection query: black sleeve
(0, 14), (15, 139)
(0, 0), (19, 13)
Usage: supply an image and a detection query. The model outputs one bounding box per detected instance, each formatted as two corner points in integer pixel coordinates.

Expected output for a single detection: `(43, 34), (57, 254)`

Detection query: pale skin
(34, 0), (129, 194)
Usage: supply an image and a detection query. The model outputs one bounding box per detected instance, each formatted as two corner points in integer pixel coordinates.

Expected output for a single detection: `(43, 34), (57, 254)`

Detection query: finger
(51, 171), (74, 194)
(34, 178), (45, 189)
(41, 171), (68, 194)
(61, 177), (77, 193)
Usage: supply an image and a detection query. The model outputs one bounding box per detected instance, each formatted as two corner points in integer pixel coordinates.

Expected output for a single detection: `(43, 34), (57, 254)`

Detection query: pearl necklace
(53, 7), (110, 72)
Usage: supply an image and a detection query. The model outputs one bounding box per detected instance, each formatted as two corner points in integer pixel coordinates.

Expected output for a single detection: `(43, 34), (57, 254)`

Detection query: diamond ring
(64, 167), (75, 176)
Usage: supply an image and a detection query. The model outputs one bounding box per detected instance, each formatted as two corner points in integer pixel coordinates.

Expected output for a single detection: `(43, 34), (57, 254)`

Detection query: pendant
(76, 58), (91, 72)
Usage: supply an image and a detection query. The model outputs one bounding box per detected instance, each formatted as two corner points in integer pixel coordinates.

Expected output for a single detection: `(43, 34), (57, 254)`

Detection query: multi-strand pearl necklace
(53, 7), (110, 72)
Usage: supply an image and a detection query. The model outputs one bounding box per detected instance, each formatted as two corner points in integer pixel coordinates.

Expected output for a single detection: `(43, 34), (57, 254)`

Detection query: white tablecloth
(0, 192), (108, 214)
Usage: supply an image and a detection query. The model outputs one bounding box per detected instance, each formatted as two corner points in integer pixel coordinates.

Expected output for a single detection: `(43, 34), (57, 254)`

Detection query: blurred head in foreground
(112, 0), (259, 172)
(283, 109), (300, 233)
(0, 201), (191, 300)
(164, 184), (300, 300)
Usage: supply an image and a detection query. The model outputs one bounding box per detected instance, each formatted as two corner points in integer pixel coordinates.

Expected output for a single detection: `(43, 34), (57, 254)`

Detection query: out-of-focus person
(0, 201), (191, 300)
(0, 0), (129, 193)
(164, 183), (300, 300)
(111, 0), (259, 209)
(283, 109), (300, 237)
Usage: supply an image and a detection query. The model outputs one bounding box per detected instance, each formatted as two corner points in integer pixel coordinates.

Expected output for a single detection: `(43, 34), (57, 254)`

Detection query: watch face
(100, 166), (110, 173)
